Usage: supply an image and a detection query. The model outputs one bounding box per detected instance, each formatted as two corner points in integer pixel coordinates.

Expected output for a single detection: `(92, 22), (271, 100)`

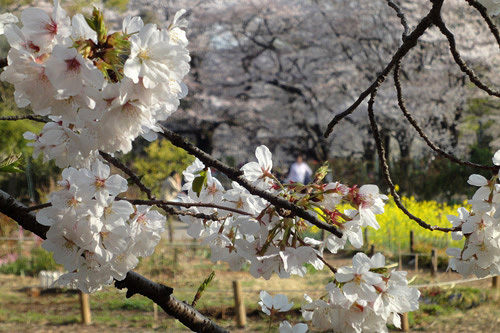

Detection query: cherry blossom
(279, 321), (308, 333)
(0, 13), (17, 34)
(241, 145), (275, 189)
(123, 23), (190, 89)
(0, 2), (427, 330)
(259, 291), (294, 316)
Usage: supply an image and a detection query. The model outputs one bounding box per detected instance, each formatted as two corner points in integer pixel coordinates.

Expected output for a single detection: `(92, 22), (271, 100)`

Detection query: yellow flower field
(309, 196), (468, 255)
(365, 196), (467, 254)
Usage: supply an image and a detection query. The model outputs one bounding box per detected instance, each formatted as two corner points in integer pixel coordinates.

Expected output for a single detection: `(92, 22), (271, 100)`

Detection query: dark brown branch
(119, 198), (253, 217)
(295, 232), (337, 274)
(159, 125), (343, 238)
(435, 16), (500, 98)
(116, 197), (227, 221)
(0, 189), (228, 332)
(98, 152), (210, 223)
(99, 151), (154, 200)
(169, 208), (219, 221)
(393, 61), (498, 172)
(0, 115), (48, 123)
(324, 0), (444, 138)
(0, 190), (49, 238)
(367, 92), (459, 233)
(387, 0), (410, 41)
(466, 0), (500, 48)
(23, 203), (52, 212)
(115, 272), (228, 333)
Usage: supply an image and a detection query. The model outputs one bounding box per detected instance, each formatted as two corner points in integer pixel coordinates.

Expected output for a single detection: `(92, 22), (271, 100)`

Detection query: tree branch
(159, 125), (343, 238)
(0, 115), (48, 123)
(99, 151), (154, 200)
(466, 0), (500, 48)
(393, 61), (498, 172)
(386, 0), (410, 41)
(367, 93), (459, 233)
(119, 198), (254, 217)
(435, 15), (500, 98)
(324, 0), (444, 138)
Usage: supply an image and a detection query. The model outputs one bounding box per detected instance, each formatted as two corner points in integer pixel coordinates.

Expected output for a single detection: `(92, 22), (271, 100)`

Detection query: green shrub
(0, 246), (58, 276)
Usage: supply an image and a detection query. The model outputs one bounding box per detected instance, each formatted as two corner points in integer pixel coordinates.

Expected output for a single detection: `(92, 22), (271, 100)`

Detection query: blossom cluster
(180, 145), (388, 279)
(302, 253), (420, 332)
(179, 146), (418, 330)
(0, 1), (186, 292)
(0, 0), (190, 168)
(257, 253), (419, 333)
(446, 150), (500, 278)
(36, 159), (165, 293)
(0, 2), (421, 330)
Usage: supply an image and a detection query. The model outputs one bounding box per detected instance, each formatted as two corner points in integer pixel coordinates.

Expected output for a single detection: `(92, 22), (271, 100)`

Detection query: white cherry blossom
(259, 291), (294, 316)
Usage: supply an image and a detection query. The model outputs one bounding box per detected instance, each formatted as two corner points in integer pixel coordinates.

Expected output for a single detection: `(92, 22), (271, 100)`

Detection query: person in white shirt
(286, 154), (312, 184)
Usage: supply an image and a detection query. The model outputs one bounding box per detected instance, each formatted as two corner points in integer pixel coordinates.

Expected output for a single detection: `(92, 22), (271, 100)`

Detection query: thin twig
(393, 61), (498, 172)
(98, 151), (183, 221)
(159, 125), (343, 238)
(387, 0), (410, 41)
(435, 16), (500, 98)
(324, 0), (444, 138)
(367, 91), (459, 233)
(0, 115), (48, 123)
(318, 254), (337, 274)
(117, 197), (253, 217)
(23, 203), (52, 212)
(466, 0), (500, 48)
(99, 151), (154, 200)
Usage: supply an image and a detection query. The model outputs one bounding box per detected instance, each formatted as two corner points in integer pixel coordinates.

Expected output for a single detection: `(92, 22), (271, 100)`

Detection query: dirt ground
(2, 266), (500, 332)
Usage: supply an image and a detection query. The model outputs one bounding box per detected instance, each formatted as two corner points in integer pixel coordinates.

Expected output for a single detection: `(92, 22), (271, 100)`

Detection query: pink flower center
(137, 214), (147, 225)
(44, 18), (58, 36)
(65, 57), (81, 72)
(95, 177), (106, 188)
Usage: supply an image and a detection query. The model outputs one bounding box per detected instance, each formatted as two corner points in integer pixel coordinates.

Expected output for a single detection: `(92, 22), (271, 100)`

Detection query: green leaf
(0, 153), (23, 173)
(192, 169), (208, 197)
(313, 161), (330, 184)
(192, 271), (215, 307)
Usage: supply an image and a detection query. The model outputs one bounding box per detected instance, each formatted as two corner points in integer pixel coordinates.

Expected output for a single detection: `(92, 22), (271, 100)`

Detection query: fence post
(400, 313), (409, 331)
(79, 291), (91, 325)
(232, 280), (246, 328)
(409, 231), (414, 253)
(153, 303), (158, 324)
(431, 249), (438, 277)
(492, 276), (500, 289)
(414, 253), (419, 272)
(398, 243), (402, 270)
(369, 245), (375, 257)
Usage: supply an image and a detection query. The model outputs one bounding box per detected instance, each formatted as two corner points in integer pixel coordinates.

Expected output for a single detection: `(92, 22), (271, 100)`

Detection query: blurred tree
(133, 139), (194, 196)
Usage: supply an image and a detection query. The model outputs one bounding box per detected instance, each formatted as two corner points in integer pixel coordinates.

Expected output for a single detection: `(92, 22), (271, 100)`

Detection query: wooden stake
(409, 231), (415, 253)
(492, 276), (500, 289)
(79, 290), (91, 325)
(232, 280), (246, 327)
(431, 249), (438, 277)
(400, 313), (409, 331)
